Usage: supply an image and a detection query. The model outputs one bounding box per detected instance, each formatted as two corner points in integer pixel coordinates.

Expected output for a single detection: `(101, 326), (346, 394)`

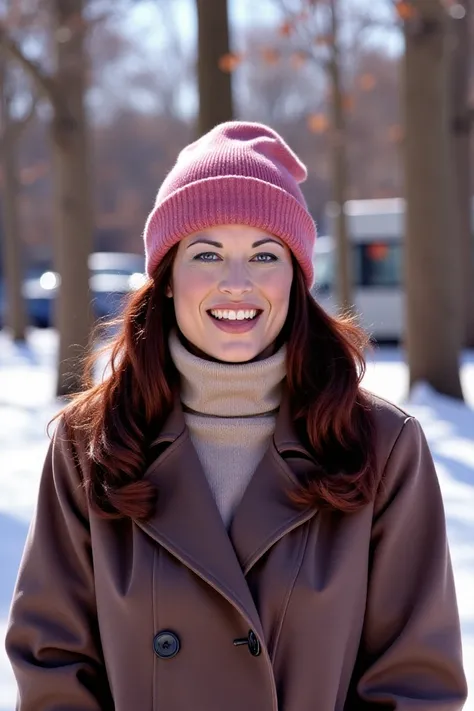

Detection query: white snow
(0, 329), (472, 709)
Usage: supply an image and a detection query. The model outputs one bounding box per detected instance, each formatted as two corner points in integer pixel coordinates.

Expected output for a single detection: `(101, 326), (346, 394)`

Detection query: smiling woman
(5, 122), (467, 711)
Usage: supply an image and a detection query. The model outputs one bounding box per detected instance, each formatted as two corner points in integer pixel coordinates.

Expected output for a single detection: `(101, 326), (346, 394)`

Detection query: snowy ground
(0, 329), (473, 710)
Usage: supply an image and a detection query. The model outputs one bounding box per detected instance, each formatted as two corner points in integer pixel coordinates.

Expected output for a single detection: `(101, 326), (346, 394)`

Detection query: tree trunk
(51, 0), (94, 397)
(196, 0), (233, 137)
(329, 0), (353, 314)
(0, 54), (28, 341)
(450, 0), (474, 347)
(403, 0), (464, 399)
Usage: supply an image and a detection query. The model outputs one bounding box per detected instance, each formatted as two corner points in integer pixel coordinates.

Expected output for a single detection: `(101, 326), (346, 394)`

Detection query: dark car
(1, 252), (146, 329)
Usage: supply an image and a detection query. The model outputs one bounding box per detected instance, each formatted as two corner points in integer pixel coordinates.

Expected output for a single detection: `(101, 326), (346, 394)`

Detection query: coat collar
(150, 385), (308, 455)
(137, 386), (317, 637)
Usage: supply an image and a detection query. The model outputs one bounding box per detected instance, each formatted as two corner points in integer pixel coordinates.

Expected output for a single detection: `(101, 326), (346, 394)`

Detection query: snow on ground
(0, 329), (472, 709)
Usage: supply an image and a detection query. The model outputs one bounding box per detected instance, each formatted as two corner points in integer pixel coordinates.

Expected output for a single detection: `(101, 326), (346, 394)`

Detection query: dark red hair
(53, 247), (377, 520)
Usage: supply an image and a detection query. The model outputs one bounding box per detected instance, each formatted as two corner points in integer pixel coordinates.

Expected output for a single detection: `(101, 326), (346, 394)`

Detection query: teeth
(210, 309), (258, 321)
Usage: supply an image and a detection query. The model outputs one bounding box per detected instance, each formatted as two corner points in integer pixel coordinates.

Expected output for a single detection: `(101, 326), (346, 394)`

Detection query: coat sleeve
(349, 416), (468, 711)
(4, 418), (113, 711)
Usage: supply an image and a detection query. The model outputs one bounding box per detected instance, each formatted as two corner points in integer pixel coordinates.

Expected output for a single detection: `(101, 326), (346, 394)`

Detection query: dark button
(248, 630), (261, 657)
(233, 629), (261, 657)
(153, 631), (180, 659)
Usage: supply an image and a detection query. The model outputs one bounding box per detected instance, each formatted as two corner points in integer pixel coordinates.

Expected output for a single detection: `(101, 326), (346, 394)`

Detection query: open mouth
(207, 309), (263, 322)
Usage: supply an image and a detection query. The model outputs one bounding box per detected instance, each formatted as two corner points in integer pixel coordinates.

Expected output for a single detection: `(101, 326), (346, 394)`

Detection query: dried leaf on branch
(261, 47), (280, 65)
(307, 112), (329, 133)
(218, 52), (243, 73)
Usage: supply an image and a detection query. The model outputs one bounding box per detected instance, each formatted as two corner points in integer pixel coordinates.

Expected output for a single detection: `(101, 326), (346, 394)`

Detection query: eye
(251, 253), (278, 263)
(193, 252), (221, 262)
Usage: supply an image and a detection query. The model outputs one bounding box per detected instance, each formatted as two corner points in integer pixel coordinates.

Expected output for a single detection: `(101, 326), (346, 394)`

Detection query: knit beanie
(143, 121), (317, 286)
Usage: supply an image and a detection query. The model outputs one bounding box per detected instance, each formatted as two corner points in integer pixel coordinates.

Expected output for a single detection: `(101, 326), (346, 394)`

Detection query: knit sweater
(169, 330), (287, 529)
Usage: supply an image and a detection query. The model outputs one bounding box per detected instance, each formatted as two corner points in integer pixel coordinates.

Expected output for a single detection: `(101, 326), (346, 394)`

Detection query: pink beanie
(143, 121), (317, 286)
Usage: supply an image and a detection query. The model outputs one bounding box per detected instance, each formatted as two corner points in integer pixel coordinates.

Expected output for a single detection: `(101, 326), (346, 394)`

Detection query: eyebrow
(187, 237), (285, 249)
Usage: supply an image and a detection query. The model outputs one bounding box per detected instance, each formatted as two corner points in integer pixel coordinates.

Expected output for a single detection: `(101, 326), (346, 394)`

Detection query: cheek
(259, 270), (293, 309)
(172, 267), (213, 304)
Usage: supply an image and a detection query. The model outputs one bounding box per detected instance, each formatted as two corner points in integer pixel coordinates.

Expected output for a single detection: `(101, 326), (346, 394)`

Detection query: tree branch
(0, 27), (57, 106)
(272, 0), (327, 68)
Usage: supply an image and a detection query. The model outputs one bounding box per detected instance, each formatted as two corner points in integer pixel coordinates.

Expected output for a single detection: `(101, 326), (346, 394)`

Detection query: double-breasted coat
(5, 390), (468, 711)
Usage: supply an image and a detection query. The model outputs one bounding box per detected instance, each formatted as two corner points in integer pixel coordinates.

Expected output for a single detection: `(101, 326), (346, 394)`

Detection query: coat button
(153, 631), (180, 659)
(233, 629), (261, 657)
(248, 630), (261, 657)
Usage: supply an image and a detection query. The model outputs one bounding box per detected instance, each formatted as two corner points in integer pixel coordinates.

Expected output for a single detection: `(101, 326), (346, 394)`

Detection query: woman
(5, 122), (467, 711)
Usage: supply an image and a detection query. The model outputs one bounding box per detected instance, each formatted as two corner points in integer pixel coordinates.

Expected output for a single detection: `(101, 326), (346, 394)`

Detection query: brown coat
(5, 392), (468, 711)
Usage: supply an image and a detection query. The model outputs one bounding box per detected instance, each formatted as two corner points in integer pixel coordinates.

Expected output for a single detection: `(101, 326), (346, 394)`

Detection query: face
(168, 225), (294, 363)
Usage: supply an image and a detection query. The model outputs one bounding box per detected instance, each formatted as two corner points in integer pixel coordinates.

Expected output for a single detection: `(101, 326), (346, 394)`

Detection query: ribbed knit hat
(143, 121), (317, 286)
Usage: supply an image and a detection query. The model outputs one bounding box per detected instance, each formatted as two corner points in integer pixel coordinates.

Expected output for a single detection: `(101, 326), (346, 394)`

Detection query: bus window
(356, 242), (402, 288)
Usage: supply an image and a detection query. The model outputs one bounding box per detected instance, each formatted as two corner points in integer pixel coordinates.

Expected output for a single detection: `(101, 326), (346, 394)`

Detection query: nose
(218, 260), (253, 296)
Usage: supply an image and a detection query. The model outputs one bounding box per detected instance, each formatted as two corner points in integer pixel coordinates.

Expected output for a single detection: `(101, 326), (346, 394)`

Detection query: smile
(206, 308), (263, 333)
(209, 309), (260, 321)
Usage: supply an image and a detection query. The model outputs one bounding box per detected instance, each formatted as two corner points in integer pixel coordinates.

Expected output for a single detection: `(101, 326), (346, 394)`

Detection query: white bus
(311, 197), (474, 342)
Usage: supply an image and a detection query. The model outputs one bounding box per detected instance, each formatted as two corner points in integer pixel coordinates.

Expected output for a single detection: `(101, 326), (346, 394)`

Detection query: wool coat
(5, 391), (468, 711)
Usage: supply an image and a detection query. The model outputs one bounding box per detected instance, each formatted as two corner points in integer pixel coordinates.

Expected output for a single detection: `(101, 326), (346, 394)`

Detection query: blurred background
(0, 0), (473, 708)
(0, 0), (472, 399)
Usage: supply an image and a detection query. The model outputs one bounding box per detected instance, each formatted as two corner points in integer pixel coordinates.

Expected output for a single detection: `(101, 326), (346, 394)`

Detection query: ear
(165, 284), (173, 298)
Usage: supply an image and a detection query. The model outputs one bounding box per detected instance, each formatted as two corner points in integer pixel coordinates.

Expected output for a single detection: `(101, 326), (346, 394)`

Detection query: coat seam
(374, 415), (414, 505)
(152, 547), (157, 711)
(270, 522), (310, 664)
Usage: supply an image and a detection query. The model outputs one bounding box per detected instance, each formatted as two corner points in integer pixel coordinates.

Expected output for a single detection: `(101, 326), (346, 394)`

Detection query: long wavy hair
(52, 245), (377, 521)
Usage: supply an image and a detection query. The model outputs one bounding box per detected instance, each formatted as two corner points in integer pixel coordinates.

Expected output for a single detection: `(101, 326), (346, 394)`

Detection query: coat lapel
(229, 388), (318, 575)
(135, 399), (265, 640)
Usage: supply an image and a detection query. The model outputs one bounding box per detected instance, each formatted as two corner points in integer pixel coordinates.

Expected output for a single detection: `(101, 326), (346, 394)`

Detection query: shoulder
(362, 390), (439, 511)
(44, 413), (91, 518)
(364, 388), (413, 432)
(51, 408), (92, 471)
(362, 390), (418, 472)
(50, 413), (83, 466)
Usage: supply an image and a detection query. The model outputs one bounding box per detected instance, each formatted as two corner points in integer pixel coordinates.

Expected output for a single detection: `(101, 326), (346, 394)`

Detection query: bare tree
(0, 0), (94, 397)
(402, 0), (464, 398)
(449, 0), (474, 347)
(0, 53), (36, 341)
(196, 0), (234, 137)
(89, 9), (193, 122)
(327, 0), (351, 312)
(269, 0), (391, 312)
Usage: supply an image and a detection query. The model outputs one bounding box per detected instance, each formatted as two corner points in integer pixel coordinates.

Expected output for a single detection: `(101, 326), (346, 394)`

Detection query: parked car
(0, 252), (146, 329)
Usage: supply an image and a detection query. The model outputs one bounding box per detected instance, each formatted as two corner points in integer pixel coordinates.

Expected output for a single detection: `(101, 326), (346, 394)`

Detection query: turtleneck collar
(168, 329), (287, 418)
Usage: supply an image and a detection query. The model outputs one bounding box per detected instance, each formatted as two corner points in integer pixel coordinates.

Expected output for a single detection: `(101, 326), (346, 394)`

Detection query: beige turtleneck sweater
(169, 330), (286, 529)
